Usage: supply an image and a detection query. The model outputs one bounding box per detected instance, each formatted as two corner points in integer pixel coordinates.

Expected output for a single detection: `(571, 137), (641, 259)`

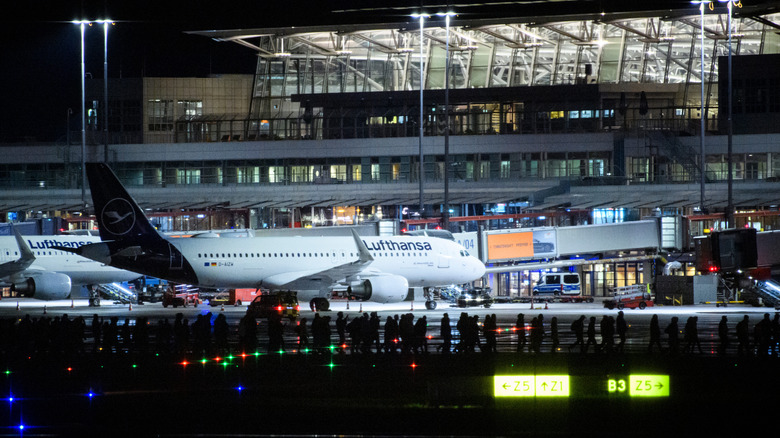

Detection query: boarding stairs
(96, 283), (137, 304)
(749, 280), (780, 309)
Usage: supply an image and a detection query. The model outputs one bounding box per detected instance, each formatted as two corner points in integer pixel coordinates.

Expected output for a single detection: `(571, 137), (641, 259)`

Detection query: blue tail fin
(86, 162), (163, 245)
(84, 162), (198, 284)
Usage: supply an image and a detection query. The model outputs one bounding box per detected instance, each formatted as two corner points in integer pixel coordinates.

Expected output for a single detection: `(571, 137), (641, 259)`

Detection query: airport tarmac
(1, 297), (778, 436)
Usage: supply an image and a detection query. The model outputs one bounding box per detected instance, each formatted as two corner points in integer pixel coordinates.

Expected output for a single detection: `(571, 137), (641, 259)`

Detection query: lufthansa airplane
(0, 227), (141, 300)
(59, 163), (486, 310)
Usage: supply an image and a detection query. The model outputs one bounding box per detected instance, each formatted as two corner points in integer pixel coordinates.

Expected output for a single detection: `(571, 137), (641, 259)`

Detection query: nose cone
(472, 257), (486, 279)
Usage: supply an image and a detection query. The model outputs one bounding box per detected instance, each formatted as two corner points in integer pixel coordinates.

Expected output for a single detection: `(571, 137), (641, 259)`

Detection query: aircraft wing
(0, 226), (35, 279)
(263, 229), (375, 291)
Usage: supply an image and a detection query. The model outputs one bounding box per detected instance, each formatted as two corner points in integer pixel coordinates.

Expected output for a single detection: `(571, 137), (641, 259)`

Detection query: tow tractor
(162, 284), (200, 308)
(604, 284), (654, 310)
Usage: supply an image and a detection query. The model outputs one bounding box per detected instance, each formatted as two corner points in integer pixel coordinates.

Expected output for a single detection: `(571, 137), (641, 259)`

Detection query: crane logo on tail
(101, 198), (136, 236)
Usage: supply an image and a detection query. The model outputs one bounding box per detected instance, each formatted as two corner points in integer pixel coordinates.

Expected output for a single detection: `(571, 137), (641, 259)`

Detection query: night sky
(2, 0), (697, 142)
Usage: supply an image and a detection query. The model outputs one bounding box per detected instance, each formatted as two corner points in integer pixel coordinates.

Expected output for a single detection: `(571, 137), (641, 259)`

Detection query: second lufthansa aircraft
(60, 163), (486, 310)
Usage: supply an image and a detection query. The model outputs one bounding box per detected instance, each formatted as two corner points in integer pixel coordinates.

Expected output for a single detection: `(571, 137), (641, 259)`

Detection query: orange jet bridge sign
(486, 232), (534, 261)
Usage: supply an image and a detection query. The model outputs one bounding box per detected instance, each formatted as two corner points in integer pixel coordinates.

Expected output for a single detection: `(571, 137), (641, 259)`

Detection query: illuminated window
(177, 100), (203, 118)
(269, 166), (286, 183)
(147, 99), (174, 131)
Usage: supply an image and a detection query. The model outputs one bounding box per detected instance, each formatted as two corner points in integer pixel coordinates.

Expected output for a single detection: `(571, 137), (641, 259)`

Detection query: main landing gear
(309, 297), (330, 312)
(424, 288), (437, 310)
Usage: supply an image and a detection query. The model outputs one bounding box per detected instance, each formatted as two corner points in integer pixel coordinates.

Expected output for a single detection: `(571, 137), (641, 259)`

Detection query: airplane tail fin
(86, 162), (164, 245)
(82, 162), (198, 284)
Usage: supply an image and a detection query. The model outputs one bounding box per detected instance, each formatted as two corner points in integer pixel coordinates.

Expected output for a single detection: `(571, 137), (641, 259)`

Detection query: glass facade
(203, 10), (779, 123)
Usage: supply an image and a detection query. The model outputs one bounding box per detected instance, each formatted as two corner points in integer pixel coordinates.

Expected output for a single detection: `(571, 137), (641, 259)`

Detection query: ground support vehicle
(441, 286), (493, 308)
(532, 273), (582, 302)
(161, 284), (200, 308)
(454, 292), (493, 308)
(604, 284), (654, 310)
(556, 295), (595, 303)
(246, 291), (300, 319)
(508, 294), (593, 303)
(208, 288), (256, 307)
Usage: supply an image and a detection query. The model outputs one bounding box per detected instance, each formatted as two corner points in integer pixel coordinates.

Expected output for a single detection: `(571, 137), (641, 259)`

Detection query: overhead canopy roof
(0, 182), (548, 213)
(532, 184), (780, 211)
(6, 180), (780, 214)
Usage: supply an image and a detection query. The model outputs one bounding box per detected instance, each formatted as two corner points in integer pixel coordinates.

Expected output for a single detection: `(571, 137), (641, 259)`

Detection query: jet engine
(11, 272), (72, 300)
(347, 275), (408, 303)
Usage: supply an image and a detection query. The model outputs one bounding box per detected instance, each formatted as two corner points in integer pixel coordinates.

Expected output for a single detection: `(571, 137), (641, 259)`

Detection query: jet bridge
(483, 220), (660, 266)
(482, 221), (661, 298)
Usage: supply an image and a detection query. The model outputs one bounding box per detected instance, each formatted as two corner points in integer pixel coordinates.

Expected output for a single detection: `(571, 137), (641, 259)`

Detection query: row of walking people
(2, 310), (778, 358)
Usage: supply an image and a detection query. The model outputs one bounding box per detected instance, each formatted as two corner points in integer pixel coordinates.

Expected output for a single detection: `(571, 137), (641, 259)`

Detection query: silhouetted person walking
(755, 313), (772, 358)
(599, 315), (614, 353)
(295, 317), (309, 352)
(440, 313), (452, 354)
(569, 315), (585, 353)
(665, 316), (679, 355)
(336, 312), (348, 347)
(615, 311), (627, 353)
(515, 313), (526, 353)
(718, 316), (730, 356)
(584, 316), (598, 353)
(648, 314), (662, 354)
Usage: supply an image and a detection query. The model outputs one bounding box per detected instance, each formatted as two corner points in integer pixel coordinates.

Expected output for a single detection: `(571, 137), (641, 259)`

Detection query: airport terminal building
(2, 3), (780, 298)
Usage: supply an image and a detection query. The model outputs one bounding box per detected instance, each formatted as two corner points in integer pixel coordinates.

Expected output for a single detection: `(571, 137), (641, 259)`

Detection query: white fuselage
(171, 235), (485, 293)
(0, 235), (141, 286)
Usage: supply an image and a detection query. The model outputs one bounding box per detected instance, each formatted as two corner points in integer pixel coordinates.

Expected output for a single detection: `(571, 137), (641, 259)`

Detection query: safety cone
(544, 301), (549, 310)
(128, 302), (133, 311)
(220, 303), (225, 312)
(410, 300), (414, 312)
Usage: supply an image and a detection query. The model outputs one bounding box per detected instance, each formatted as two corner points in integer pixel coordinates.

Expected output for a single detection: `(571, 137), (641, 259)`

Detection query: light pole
(103, 20), (111, 164)
(76, 21), (87, 209)
(73, 19), (113, 209)
(692, 1), (713, 214)
(412, 13), (429, 217)
(438, 11), (456, 230)
(720, 0), (739, 228)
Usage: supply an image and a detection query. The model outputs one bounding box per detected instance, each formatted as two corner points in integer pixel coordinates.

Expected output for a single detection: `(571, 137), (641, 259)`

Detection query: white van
(533, 272), (581, 296)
